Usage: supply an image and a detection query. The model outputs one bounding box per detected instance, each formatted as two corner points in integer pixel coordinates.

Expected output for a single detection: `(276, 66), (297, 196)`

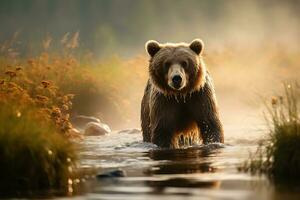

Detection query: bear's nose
(172, 75), (182, 89)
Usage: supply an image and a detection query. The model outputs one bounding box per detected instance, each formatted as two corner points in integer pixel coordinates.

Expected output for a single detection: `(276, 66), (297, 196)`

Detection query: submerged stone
(96, 170), (126, 179)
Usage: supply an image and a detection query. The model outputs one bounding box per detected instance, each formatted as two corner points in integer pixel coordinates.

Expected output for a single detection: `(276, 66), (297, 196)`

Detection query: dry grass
(0, 56), (74, 134)
(0, 38), (81, 196)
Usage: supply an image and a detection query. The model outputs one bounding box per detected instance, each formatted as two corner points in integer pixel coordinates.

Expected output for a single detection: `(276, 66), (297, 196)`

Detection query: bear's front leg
(151, 118), (175, 148)
(149, 93), (178, 148)
(194, 101), (224, 144)
(197, 117), (224, 144)
(191, 78), (224, 144)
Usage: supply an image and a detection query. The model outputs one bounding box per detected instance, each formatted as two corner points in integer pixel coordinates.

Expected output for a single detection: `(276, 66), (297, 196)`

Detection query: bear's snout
(172, 75), (182, 89)
(167, 64), (187, 91)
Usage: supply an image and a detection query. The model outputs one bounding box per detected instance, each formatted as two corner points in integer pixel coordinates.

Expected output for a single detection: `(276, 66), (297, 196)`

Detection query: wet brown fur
(141, 40), (224, 148)
(171, 121), (200, 148)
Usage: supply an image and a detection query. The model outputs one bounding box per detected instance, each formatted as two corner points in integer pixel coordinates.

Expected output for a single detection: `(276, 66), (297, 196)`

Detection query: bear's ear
(145, 40), (161, 57)
(189, 39), (204, 55)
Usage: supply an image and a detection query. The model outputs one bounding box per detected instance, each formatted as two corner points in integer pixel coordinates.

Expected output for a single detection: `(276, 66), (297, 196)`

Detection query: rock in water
(96, 169), (126, 179)
(71, 115), (101, 129)
(84, 122), (111, 136)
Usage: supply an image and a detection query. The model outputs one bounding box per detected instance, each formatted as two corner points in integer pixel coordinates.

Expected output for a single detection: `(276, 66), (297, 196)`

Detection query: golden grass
(0, 56), (74, 134)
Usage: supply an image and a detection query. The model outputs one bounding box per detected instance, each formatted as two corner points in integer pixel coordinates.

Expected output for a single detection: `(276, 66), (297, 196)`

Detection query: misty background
(1, 0), (300, 57)
(0, 0), (299, 134)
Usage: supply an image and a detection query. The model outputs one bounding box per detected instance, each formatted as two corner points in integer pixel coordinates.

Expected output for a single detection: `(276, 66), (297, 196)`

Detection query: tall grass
(0, 57), (74, 134)
(241, 83), (300, 180)
(0, 46), (78, 196)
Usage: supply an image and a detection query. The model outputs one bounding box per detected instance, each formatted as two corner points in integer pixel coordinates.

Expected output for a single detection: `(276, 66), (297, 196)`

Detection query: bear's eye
(181, 60), (188, 68)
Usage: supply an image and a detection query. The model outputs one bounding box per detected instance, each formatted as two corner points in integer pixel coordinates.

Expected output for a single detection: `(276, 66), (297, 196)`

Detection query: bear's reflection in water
(143, 146), (222, 192)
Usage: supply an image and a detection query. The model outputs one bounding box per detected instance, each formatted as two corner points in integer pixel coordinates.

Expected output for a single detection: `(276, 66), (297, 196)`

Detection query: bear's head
(145, 39), (206, 95)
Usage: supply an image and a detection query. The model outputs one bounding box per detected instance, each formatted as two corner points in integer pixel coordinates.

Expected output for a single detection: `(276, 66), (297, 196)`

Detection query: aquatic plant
(241, 83), (300, 180)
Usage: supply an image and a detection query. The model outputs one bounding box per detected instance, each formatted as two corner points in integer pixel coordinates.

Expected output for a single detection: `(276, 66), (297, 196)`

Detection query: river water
(60, 125), (300, 200)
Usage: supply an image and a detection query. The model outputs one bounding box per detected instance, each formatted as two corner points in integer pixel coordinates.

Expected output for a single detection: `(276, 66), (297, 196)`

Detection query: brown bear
(141, 39), (224, 148)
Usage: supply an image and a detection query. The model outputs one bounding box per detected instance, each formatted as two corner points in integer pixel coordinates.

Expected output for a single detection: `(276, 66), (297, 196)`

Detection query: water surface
(65, 128), (300, 200)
